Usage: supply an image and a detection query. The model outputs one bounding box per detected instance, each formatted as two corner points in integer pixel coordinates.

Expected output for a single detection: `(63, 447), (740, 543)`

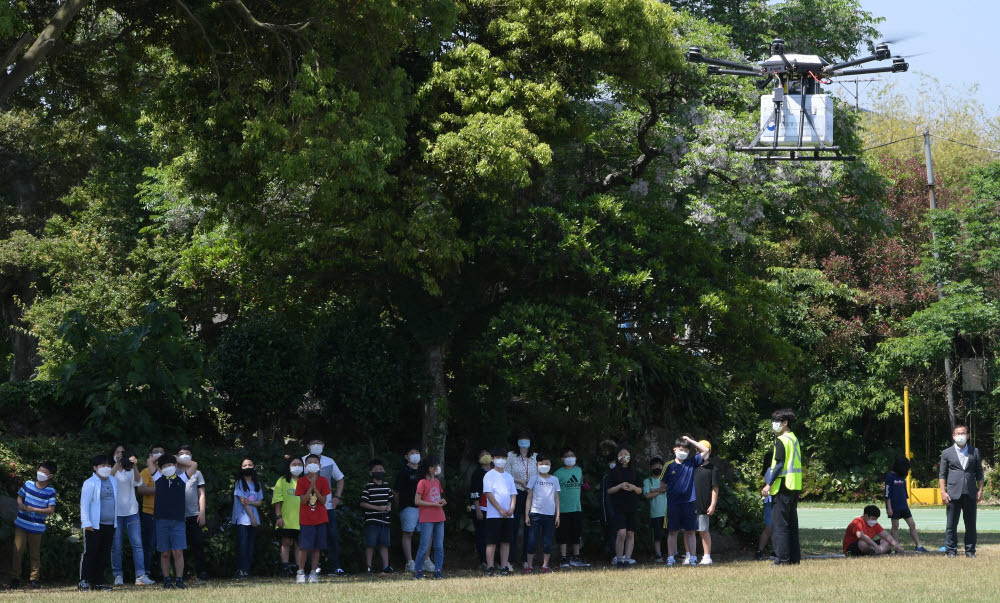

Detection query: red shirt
(295, 476), (331, 526)
(416, 478), (446, 523)
(843, 517), (883, 553)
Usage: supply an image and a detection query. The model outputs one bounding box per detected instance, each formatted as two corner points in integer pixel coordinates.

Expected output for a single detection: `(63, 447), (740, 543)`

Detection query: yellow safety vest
(769, 431), (802, 493)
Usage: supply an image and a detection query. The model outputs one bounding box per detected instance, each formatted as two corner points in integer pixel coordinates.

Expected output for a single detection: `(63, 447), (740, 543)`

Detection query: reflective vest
(770, 431), (802, 493)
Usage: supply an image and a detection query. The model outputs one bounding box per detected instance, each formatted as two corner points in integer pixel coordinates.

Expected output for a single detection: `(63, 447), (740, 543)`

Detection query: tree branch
(0, 0), (93, 108)
(225, 0), (311, 35)
(175, 0), (225, 98)
(587, 93), (664, 195)
(1, 33), (33, 73)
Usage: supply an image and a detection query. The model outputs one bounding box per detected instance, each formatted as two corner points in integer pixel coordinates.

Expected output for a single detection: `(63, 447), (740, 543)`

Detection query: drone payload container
(759, 92), (833, 147)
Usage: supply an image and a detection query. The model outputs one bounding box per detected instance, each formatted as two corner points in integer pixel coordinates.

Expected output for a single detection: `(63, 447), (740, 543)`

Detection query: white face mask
(702, 453), (710, 461)
(37, 471), (49, 483)
(955, 435), (968, 446)
(675, 450), (689, 461)
(772, 421), (783, 433)
(493, 458), (507, 469)
(309, 444), (324, 455)
(151, 452), (163, 460)
(866, 519), (877, 527)
(177, 454), (192, 462)
(290, 466), (304, 476)
(161, 466), (177, 478)
(96, 467), (112, 478)
(609, 462), (616, 470)
(409, 453), (421, 464)
(305, 463), (320, 474)
(537, 464), (551, 474)
(564, 457), (577, 467)
(435, 466), (443, 477)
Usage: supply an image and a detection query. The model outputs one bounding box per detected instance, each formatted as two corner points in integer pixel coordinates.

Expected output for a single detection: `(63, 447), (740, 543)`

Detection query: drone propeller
(876, 32), (922, 46)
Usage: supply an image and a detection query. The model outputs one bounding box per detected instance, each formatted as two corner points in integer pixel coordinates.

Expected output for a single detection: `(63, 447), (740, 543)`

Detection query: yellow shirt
(140, 468), (155, 515)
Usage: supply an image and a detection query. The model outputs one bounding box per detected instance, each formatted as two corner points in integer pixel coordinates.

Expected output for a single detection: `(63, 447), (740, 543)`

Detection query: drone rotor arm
(833, 61), (908, 76)
(708, 67), (760, 77)
(699, 56), (757, 71)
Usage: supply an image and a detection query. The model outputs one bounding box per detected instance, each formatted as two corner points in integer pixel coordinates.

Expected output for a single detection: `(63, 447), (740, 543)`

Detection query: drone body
(686, 39), (910, 161)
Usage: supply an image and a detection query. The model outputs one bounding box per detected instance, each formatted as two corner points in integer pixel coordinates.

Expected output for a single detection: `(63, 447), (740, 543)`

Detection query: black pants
(945, 494), (977, 555)
(81, 525), (116, 585)
(771, 490), (800, 564)
(471, 510), (487, 564)
(510, 491), (528, 563)
(185, 516), (206, 576)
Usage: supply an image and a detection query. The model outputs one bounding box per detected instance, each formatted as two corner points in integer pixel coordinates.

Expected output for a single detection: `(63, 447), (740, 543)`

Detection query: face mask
(290, 466), (303, 476)
(161, 466), (177, 478)
(309, 444), (324, 455)
(479, 454), (492, 465)
(493, 458), (507, 469)
(436, 466), (443, 476)
(772, 421), (783, 433)
(151, 452), (163, 460)
(517, 439), (531, 449)
(96, 467), (112, 478)
(955, 435), (968, 446)
(242, 467), (254, 476)
(538, 464), (551, 474)
(306, 463), (320, 474)
(866, 519), (877, 527)
(703, 453), (710, 462)
(619, 455), (630, 465)
(37, 471), (49, 483)
(371, 471), (385, 480)
(651, 467), (662, 475)
(675, 450), (689, 461)
(177, 454), (192, 462)
(564, 457), (577, 467)
(609, 462), (616, 470)
(409, 454), (421, 464)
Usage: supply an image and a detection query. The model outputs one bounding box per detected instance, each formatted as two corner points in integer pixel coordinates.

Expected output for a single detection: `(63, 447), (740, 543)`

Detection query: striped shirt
(360, 481), (393, 526)
(15, 480), (56, 534)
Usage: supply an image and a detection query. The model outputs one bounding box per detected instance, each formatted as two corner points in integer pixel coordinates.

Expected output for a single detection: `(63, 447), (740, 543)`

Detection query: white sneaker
(611, 556), (619, 566)
(666, 556), (676, 567)
(405, 560), (415, 572)
(296, 570), (306, 584)
(135, 575), (155, 585)
(423, 558), (435, 572)
(699, 556), (713, 565)
(113, 576), (124, 586)
(308, 570), (320, 584)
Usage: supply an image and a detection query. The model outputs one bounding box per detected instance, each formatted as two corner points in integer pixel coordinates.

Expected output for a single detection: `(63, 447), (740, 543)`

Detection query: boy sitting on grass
(842, 505), (904, 557)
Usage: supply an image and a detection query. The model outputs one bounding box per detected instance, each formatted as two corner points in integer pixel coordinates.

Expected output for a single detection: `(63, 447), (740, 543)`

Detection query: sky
(850, 0), (999, 112)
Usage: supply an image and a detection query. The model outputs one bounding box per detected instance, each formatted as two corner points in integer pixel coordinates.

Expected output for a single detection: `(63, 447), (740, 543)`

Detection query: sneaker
(914, 546), (928, 553)
(625, 558), (636, 566)
(382, 566), (396, 574)
(966, 552), (976, 558)
(699, 556), (713, 566)
(296, 571), (306, 584)
(541, 566), (550, 574)
(162, 577), (174, 589)
(569, 556), (590, 567)
(174, 578), (186, 590)
(500, 566), (512, 577)
(114, 576), (124, 587)
(522, 566), (533, 574)
(754, 550), (763, 560)
(610, 556), (619, 566)
(433, 571), (442, 580)
(334, 568), (347, 577)
(486, 566), (495, 577)
(413, 570), (424, 580)
(666, 556), (676, 567)
(94, 584), (114, 592)
(686, 557), (698, 566)
(77, 581), (89, 591)
(654, 555), (665, 564)
(308, 570), (320, 584)
(423, 558), (435, 572)
(559, 557), (571, 568)
(365, 567), (373, 574)
(405, 560), (416, 572)
(29, 580), (40, 589)
(136, 575), (155, 585)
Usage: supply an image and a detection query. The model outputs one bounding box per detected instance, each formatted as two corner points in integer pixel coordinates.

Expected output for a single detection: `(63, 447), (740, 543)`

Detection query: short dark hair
(177, 444), (193, 454)
(91, 454), (111, 467)
(649, 457), (664, 467)
(40, 461), (57, 475)
(863, 505), (880, 519)
(306, 434), (324, 444)
(536, 452), (552, 464)
(157, 454), (177, 467)
(492, 446), (507, 458)
(368, 458), (384, 469)
(149, 443), (166, 453)
(305, 453), (321, 464)
(561, 448), (575, 457)
(891, 456), (911, 477)
(772, 409), (796, 424)
(404, 445), (420, 454)
(674, 438), (692, 450)
(954, 424), (968, 433)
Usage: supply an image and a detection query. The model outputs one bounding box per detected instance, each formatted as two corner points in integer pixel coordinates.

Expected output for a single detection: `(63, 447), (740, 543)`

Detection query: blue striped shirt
(15, 480), (56, 534)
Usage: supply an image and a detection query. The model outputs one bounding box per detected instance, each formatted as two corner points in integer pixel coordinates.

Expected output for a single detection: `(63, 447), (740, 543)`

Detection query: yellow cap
(698, 440), (711, 451)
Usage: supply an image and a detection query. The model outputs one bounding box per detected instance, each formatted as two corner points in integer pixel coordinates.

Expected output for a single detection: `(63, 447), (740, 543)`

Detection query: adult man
(939, 424), (984, 558)
(304, 436), (346, 575)
(761, 409), (801, 565)
(842, 505), (904, 556)
(177, 445), (207, 580)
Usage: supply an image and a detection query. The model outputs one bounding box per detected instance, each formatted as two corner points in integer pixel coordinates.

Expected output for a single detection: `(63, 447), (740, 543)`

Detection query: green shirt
(553, 466), (582, 513)
(271, 477), (301, 530)
(643, 476), (667, 518)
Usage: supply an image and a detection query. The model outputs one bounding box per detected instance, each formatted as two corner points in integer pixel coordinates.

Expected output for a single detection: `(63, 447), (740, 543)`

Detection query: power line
(861, 133), (1000, 154)
(861, 134), (922, 152)
(929, 134), (1000, 155)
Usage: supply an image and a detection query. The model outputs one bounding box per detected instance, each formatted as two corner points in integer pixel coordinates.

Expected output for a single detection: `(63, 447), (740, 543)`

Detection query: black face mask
(241, 467), (254, 476)
(371, 471), (385, 480)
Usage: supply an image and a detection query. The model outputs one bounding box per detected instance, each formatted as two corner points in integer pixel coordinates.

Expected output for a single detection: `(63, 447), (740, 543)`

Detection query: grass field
(5, 508), (998, 601)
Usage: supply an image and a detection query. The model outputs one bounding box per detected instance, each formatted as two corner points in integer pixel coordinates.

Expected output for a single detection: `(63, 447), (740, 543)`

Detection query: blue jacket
(80, 473), (119, 530)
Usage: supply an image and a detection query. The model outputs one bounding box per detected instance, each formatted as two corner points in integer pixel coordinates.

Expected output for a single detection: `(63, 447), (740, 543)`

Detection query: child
(303, 436), (346, 577)
(524, 453), (560, 573)
(360, 459), (395, 574)
(232, 458), (263, 579)
(469, 449), (492, 569)
(661, 435), (709, 566)
(607, 445), (642, 567)
(79, 455), (118, 592)
(273, 457), (304, 576)
(693, 440), (719, 565)
(755, 459), (772, 560)
(295, 453), (330, 584)
(843, 505), (904, 556)
(554, 448), (589, 568)
(394, 447), (428, 572)
(885, 456), (927, 552)
(148, 453), (199, 589)
(177, 445), (207, 581)
(413, 456), (447, 579)
(483, 447), (517, 576)
(642, 457), (667, 563)
(137, 444), (165, 580)
(9, 460), (56, 589)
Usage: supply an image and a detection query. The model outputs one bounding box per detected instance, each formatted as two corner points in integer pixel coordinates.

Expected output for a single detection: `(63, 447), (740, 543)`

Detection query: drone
(686, 38), (910, 161)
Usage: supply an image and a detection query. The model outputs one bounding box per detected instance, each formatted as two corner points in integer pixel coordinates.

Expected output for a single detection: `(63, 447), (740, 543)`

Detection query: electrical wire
(929, 134), (1000, 155)
(860, 134), (922, 152)
(861, 133), (1000, 154)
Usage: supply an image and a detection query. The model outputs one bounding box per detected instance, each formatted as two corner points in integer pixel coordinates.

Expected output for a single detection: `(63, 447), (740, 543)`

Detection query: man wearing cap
(693, 440), (719, 565)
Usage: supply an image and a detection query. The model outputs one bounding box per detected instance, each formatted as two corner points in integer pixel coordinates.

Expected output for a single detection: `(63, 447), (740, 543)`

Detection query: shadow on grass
(799, 529), (1000, 556)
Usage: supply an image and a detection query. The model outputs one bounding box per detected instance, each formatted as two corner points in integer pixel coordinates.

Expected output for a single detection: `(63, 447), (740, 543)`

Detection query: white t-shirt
(113, 468), (143, 517)
(302, 454), (345, 510)
(482, 469), (517, 519)
(527, 474), (561, 516)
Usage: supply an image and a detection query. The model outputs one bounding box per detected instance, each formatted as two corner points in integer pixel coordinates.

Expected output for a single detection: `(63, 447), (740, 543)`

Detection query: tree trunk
(0, 274), (38, 381)
(422, 341), (448, 468)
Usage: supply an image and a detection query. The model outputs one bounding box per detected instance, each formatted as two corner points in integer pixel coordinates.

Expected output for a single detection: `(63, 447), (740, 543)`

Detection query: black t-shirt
(608, 466), (642, 514)
(694, 462), (719, 514)
(394, 464), (418, 510)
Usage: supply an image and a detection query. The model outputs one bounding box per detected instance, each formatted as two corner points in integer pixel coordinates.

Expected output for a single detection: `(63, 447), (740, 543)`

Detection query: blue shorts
(666, 502), (697, 532)
(364, 524), (391, 548)
(299, 524), (328, 551)
(763, 500), (773, 527)
(400, 506), (419, 533)
(155, 518), (186, 551)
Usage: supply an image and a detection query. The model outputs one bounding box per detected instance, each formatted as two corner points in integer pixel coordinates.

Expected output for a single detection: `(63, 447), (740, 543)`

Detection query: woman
(469, 449), (491, 569)
(506, 431), (536, 565)
(413, 456), (447, 579)
(606, 445), (642, 567)
(231, 457), (262, 579)
(272, 457), (304, 576)
(109, 443), (154, 586)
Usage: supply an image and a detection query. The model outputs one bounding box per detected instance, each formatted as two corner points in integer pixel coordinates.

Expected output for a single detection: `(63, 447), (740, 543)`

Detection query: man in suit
(938, 424), (984, 558)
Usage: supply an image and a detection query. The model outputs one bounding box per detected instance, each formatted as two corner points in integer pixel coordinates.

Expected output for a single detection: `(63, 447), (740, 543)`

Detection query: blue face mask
(518, 439), (531, 449)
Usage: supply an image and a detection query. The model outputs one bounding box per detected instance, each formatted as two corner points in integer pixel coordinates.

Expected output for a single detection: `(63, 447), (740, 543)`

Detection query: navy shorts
(364, 524), (391, 548)
(612, 511), (639, 532)
(667, 502), (697, 531)
(299, 524), (328, 550)
(650, 517), (665, 541)
(485, 517), (514, 544)
(155, 518), (186, 551)
(888, 505), (912, 520)
(763, 500), (772, 527)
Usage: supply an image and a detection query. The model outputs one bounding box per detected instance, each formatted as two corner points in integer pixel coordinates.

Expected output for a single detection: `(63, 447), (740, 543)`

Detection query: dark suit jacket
(939, 444), (984, 500)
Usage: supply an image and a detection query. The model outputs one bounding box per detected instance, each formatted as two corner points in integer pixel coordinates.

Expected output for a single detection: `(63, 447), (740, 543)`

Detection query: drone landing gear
(736, 146), (856, 162)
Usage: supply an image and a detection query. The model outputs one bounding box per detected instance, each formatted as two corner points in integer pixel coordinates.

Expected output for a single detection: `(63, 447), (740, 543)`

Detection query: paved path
(799, 505), (1000, 531)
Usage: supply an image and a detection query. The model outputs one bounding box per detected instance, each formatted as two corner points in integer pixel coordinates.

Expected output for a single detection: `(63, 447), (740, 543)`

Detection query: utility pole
(924, 127), (957, 428)
(835, 77), (880, 110)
